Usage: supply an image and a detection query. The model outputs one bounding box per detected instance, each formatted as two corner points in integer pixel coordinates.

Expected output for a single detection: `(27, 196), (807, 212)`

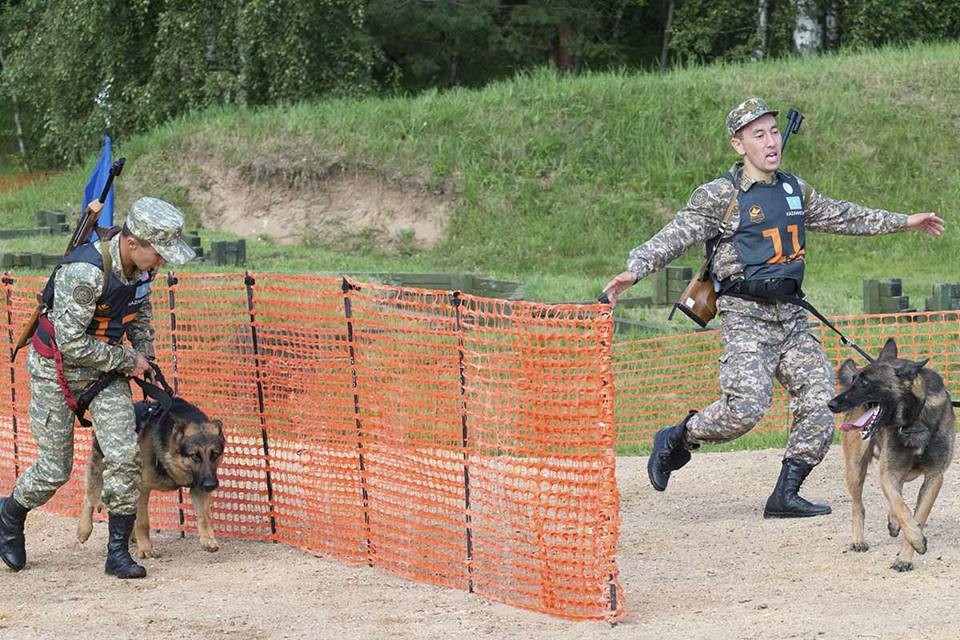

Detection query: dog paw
(891, 560), (913, 572)
(136, 546), (158, 559)
(850, 542), (869, 552)
(888, 518), (900, 538)
(76, 522), (93, 544)
(201, 539), (219, 553)
(912, 535), (928, 555)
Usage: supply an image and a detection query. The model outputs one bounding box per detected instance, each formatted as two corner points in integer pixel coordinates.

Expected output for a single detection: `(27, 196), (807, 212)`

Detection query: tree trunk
(792, 0), (822, 56)
(660, 0), (675, 71)
(753, 0), (769, 60)
(825, 0), (840, 50)
(550, 22), (576, 73)
(0, 50), (29, 170)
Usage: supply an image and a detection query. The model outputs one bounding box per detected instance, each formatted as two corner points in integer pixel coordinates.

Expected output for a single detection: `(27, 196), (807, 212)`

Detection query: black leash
(731, 288), (960, 408)
(756, 290), (876, 363)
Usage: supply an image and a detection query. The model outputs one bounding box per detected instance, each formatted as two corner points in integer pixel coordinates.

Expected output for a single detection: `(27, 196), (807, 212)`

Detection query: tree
(0, 0), (374, 167)
(791, 0), (821, 55)
(837, 0), (960, 48)
(753, 0), (769, 59)
(367, 0), (507, 92)
(659, 0), (676, 69)
(0, 49), (28, 169)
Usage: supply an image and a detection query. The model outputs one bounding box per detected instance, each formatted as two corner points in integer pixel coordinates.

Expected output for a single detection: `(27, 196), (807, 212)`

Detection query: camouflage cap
(726, 97), (778, 137)
(125, 197), (195, 265)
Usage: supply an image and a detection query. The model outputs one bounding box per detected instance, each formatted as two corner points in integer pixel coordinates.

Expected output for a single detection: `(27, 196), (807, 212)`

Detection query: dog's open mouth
(839, 403), (882, 440)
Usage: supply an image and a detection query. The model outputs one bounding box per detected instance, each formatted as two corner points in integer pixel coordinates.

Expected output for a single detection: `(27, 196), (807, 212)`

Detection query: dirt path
(2, 448), (958, 640)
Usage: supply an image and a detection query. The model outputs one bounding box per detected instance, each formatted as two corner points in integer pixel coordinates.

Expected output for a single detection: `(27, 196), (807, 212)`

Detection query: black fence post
(244, 272), (277, 537)
(166, 272), (187, 538)
(596, 303), (620, 618)
(2, 273), (20, 478)
(341, 277), (373, 566)
(452, 291), (474, 592)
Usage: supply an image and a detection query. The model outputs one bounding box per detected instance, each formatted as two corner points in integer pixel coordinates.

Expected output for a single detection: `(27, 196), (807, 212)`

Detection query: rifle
(10, 158), (126, 361)
(781, 108), (803, 149)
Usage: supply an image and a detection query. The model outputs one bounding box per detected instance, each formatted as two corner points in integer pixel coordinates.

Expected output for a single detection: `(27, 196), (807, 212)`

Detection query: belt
(723, 277), (800, 298)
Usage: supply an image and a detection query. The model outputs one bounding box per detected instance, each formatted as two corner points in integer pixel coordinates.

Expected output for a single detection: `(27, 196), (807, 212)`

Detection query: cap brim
(154, 238), (196, 266)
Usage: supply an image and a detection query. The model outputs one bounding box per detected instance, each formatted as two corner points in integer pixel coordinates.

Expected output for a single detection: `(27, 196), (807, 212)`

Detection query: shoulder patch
(689, 187), (710, 208)
(72, 284), (97, 306)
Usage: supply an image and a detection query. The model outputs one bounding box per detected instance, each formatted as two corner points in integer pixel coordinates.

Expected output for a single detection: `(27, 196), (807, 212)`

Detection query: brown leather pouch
(669, 263), (717, 328)
(669, 191), (738, 328)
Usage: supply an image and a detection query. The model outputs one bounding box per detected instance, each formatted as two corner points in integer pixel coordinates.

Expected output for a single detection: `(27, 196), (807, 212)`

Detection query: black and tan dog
(827, 338), (955, 572)
(77, 397), (226, 558)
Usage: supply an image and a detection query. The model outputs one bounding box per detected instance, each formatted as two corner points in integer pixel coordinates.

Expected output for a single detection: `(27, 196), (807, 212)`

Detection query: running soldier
(602, 98), (945, 518)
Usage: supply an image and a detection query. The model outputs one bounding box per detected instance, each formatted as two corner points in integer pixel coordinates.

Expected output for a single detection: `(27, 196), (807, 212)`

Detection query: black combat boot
(763, 458), (832, 519)
(105, 513), (147, 579)
(647, 411), (699, 491)
(0, 494), (30, 571)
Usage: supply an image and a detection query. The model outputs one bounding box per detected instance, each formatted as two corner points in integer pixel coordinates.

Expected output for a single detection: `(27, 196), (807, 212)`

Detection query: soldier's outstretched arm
(601, 178), (731, 307)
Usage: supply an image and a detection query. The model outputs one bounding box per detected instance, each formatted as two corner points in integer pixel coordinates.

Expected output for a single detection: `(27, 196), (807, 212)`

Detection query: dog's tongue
(839, 406), (879, 432)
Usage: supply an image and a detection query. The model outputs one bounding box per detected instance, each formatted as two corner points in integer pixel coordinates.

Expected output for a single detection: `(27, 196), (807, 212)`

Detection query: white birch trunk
(792, 0), (822, 55)
(0, 50), (29, 169)
(753, 0), (769, 60)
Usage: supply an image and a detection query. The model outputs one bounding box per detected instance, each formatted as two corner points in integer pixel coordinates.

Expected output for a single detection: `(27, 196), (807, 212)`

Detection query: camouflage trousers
(685, 296), (836, 465)
(14, 359), (140, 515)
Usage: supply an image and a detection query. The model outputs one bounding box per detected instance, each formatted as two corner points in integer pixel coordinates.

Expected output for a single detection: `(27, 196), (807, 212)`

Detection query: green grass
(2, 41), (959, 318)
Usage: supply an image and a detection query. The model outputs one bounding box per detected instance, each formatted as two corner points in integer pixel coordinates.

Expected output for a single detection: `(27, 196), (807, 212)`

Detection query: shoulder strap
(721, 189), (739, 225)
(98, 239), (112, 300)
(703, 185), (740, 269)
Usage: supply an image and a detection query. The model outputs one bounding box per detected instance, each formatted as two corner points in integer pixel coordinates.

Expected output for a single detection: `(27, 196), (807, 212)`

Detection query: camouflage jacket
(28, 234), (154, 382)
(626, 162), (908, 284)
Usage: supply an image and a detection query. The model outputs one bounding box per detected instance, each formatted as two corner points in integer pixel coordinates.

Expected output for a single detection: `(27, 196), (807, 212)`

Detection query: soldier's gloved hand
(600, 271), (640, 309)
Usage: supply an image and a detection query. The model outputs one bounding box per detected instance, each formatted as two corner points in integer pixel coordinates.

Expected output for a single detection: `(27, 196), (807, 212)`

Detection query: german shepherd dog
(827, 338), (955, 571)
(77, 397), (226, 558)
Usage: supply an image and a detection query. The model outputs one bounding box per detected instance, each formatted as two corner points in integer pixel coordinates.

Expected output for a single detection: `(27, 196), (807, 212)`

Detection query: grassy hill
(1, 41), (958, 322)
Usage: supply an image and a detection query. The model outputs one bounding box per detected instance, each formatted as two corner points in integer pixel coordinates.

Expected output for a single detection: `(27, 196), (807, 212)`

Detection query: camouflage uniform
(627, 164), (907, 465)
(13, 197), (195, 515)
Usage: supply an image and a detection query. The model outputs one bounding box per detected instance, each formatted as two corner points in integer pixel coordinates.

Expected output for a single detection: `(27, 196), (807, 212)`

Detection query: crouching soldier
(0, 197), (195, 577)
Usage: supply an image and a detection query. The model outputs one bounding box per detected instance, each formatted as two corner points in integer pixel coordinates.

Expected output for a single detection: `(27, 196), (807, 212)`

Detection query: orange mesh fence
(0, 272), (623, 622)
(614, 312), (960, 447)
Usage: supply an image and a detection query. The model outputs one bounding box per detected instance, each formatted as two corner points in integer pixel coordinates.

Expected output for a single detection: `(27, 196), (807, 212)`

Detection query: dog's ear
(894, 358), (928, 380)
(211, 419), (226, 444)
(170, 416), (188, 442)
(838, 358), (858, 387)
(879, 338), (898, 361)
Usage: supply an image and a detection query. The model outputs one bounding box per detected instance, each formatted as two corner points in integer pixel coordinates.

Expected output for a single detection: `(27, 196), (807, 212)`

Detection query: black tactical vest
(38, 242), (153, 345)
(724, 170), (806, 283)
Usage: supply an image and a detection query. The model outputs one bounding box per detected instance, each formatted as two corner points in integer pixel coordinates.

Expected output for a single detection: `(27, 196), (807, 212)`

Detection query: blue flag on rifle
(84, 135), (114, 240)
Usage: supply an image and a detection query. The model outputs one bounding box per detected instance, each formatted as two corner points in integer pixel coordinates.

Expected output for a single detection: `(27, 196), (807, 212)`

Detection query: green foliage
(839, 0), (960, 47)
(0, 0), (374, 167)
(1, 43), (958, 318)
(4, 0), (960, 170)
(367, 0), (507, 92)
(366, 0), (656, 93)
